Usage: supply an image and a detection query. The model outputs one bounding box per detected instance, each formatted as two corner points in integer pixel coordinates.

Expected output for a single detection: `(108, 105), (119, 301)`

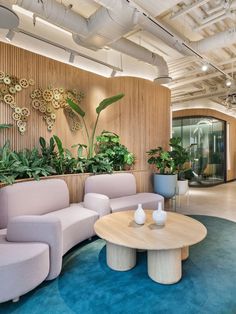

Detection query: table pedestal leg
(181, 246), (189, 261)
(148, 248), (182, 284)
(106, 242), (136, 271)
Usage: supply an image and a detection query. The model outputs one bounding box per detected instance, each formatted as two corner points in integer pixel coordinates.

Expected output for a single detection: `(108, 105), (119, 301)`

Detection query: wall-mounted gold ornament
(64, 106), (82, 132)
(0, 71), (34, 135)
(30, 86), (84, 132)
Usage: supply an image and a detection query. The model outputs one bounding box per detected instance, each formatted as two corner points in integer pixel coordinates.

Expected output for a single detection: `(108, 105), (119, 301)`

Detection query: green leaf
(96, 93), (124, 114)
(67, 98), (85, 117)
(39, 137), (46, 149)
(49, 137), (55, 151)
(53, 135), (64, 155)
(72, 144), (87, 158)
(0, 124), (13, 130)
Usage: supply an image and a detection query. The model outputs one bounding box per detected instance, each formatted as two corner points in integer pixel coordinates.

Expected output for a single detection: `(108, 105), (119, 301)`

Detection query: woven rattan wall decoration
(64, 106), (82, 132)
(30, 86), (84, 132)
(0, 70), (34, 135)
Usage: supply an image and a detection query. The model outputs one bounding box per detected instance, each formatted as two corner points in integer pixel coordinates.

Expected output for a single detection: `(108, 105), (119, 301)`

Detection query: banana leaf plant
(67, 93), (125, 158)
(0, 124), (13, 130)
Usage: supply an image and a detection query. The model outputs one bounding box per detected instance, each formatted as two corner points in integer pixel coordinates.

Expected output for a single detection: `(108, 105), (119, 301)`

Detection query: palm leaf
(0, 124), (13, 130)
(53, 135), (64, 155)
(96, 94), (124, 114)
(67, 98), (85, 117)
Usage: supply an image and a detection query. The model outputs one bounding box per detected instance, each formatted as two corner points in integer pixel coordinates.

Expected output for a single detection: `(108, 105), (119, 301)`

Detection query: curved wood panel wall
(173, 109), (236, 181)
(0, 42), (171, 194)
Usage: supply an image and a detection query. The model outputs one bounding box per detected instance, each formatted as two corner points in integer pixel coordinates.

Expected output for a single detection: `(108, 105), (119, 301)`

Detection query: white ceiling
(0, 0), (236, 114)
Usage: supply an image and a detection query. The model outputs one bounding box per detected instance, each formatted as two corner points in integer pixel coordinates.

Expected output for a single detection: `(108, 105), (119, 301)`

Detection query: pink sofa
(0, 179), (99, 303)
(0, 173), (163, 303)
(84, 173), (164, 215)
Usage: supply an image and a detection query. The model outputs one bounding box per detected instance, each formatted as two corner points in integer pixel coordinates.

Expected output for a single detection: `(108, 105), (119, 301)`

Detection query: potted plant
(95, 130), (135, 171)
(169, 137), (194, 195)
(67, 94), (124, 158)
(146, 146), (177, 198)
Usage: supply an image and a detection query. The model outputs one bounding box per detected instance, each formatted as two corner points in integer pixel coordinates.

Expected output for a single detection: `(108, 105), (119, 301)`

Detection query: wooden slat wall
(173, 109), (236, 181)
(0, 42), (171, 193)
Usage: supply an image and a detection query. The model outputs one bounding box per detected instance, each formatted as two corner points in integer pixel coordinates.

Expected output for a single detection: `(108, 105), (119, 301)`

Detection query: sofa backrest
(0, 179), (69, 229)
(84, 173), (136, 199)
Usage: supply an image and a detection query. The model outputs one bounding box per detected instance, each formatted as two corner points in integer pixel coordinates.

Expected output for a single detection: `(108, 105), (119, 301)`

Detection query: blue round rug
(1, 215), (236, 314)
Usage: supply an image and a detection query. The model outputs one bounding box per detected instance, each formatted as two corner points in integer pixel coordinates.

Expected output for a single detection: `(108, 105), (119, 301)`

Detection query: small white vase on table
(134, 203), (146, 225)
(152, 202), (167, 226)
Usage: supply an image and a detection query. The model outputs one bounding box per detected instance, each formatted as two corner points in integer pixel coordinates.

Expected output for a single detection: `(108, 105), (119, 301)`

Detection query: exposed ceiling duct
(6, 0), (171, 84)
(0, 2), (19, 29)
(72, 0), (138, 50)
(110, 38), (171, 84)
(8, 0), (89, 36)
(191, 28), (236, 53)
(137, 14), (193, 56)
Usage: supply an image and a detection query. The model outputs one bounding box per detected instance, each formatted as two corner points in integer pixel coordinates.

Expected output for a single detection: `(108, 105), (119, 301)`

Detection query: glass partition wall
(172, 116), (226, 186)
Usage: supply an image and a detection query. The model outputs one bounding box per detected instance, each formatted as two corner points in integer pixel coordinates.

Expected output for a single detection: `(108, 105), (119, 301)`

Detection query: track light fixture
(5, 29), (15, 42)
(201, 62), (209, 72)
(69, 52), (75, 63)
(110, 69), (117, 77)
(225, 78), (232, 87)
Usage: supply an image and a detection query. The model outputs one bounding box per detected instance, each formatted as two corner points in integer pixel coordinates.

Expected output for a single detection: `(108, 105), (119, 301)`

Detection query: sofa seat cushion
(0, 233), (49, 303)
(45, 205), (99, 254)
(110, 193), (164, 213)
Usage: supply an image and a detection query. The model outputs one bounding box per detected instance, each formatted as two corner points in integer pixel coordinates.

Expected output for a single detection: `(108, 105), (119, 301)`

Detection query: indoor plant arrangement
(0, 130), (134, 184)
(147, 145), (177, 198)
(147, 137), (194, 198)
(67, 93), (124, 158)
(95, 130), (135, 171)
(170, 137), (195, 194)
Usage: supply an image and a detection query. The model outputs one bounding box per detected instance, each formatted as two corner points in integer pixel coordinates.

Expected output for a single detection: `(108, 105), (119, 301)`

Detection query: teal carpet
(1, 215), (236, 314)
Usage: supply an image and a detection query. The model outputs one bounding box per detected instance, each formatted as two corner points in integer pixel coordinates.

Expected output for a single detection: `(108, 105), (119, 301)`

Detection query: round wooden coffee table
(94, 210), (207, 284)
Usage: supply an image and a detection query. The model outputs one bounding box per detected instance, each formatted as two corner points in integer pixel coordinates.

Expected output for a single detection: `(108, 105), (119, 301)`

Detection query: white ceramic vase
(152, 202), (167, 226)
(134, 203), (146, 225)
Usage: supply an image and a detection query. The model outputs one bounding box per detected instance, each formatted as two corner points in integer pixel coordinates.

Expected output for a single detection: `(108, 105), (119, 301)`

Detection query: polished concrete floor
(172, 181), (236, 222)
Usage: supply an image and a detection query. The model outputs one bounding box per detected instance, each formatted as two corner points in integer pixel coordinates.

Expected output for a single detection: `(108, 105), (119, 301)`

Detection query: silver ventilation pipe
(9, 0), (170, 84)
(191, 27), (236, 53)
(0, 1), (19, 29)
(110, 38), (171, 84)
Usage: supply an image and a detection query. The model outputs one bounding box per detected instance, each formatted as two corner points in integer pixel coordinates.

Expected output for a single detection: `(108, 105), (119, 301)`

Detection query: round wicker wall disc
(43, 89), (53, 102)
(4, 94), (14, 104)
(19, 78), (29, 88)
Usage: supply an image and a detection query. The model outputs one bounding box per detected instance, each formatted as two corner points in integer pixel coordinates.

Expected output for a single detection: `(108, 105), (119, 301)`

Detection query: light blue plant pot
(153, 174), (177, 199)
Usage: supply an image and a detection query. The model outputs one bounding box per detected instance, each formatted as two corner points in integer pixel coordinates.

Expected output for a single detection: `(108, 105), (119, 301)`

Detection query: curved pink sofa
(84, 173), (164, 214)
(0, 173), (164, 303)
(0, 179), (98, 303)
